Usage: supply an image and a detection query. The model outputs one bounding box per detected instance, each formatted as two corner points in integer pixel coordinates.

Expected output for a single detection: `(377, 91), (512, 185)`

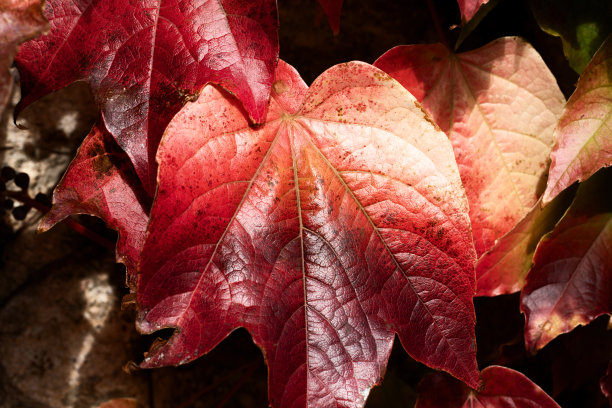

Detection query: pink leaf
(15, 0), (279, 193)
(375, 37), (566, 256)
(416, 365), (560, 408)
(521, 168), (612, 352)
(543, 34), (612, 203)
(137, 60), (479, 407)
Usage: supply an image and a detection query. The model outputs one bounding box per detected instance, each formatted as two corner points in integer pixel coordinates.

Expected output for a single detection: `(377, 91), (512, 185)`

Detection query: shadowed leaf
(522, 168), (612, 352)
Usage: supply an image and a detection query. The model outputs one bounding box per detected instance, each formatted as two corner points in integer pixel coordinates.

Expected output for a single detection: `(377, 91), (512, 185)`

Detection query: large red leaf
(416, 365), (560, 408)
(39, 124), (149, 289)
(137, 60), (479, 407)
(374, 37), (566, 256)
(15, 0), (278, 193)
(456, 0), (489, 22)
(475, 189), (573, 296)
(543, 35), (612, 203)
(0, 0), (47, 116)
(521, 168), (612, 352)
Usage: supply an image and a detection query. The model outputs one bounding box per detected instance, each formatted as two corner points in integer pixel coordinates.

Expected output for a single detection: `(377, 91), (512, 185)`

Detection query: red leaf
(39, 124), (149, 289)
(456, 0), (489, 22)
(374, 37), (566, 256)
(416, 365), (560, 408)
(0, 0), (47, 115)
(602, 359), (612, 406)
(15, 0), (279, 193)
(475, 189), (573, 296)
(137, 60), (479, 406)
(521, 168), (612, 352)
(317, 0), (343, 35)
(543, 35), (612, 203)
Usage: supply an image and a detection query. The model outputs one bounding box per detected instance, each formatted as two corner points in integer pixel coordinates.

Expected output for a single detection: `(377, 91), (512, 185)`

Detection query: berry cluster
(1, 166), (51, 220)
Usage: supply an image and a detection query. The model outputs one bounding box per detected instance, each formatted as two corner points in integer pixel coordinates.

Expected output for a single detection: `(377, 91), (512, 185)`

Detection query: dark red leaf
(137, 60), (479, 407)
(521, 168), (612, 352)
(317, 0), (343, 35)
(417, 365), (560, 407)
(374, 38), (565, 257)
(0, 0), (47, 116)
(39, 124), (149, 289)
(15, 0), (279, 193)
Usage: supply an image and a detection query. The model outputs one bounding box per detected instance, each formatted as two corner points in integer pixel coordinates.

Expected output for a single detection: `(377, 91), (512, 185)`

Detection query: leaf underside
(136, 60), (479, 407)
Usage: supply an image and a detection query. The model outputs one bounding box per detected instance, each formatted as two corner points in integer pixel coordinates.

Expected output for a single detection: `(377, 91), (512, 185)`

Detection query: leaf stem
(426, 0), (449, 48)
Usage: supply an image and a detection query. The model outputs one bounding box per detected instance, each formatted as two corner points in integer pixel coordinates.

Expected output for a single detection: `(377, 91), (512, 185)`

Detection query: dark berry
(1, 166), (16, 181)
(2, 198), (14, 210)
(14, 173), (30, 190)
(12, 205), (30, 220)
(35, 192), (52, 207)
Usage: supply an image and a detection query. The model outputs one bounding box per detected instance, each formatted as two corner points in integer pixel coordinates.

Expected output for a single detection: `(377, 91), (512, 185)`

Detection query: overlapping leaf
(476, 189), (573, 296)
(136, 60), (479, 407)
(374, 37), (566, 256)
(543, 35), (612, 203)
(416, 365), (560, 407)
(15, 0), (279, 193)
(529, 0), (611, 73)
(39, 124), (149, 289)
(521, 168), (612, 352)
(0, 0), (47, 116)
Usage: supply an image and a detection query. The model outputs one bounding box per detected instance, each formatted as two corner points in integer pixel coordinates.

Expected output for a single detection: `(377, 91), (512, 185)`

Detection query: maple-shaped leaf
(0, 0), (47, 116)
(416, 365), (560, 408)
(317, 0), (343, 35)
(456, 0), (489, 23)
(137, 60), (479, 407)
(475, 188), (573, 296)
(543, 34), (612, 204)
(529, 0), (611, 74)
(39, 124), (149, 289)
(15, 0), (279, 194)
(374, 37), (566, 256)
(602, 359), (612, 406)
(521, 168), (612, 353)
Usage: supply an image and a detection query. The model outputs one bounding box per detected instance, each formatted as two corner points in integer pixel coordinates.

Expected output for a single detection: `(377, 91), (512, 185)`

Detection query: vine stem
(5, 189), (116, 251)
(426, 0), (450, 48)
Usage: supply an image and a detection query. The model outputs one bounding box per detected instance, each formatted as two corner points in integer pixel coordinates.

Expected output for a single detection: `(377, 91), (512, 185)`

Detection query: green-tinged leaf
(529, 0), (611, 73)
(544, 34), (612, 203)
